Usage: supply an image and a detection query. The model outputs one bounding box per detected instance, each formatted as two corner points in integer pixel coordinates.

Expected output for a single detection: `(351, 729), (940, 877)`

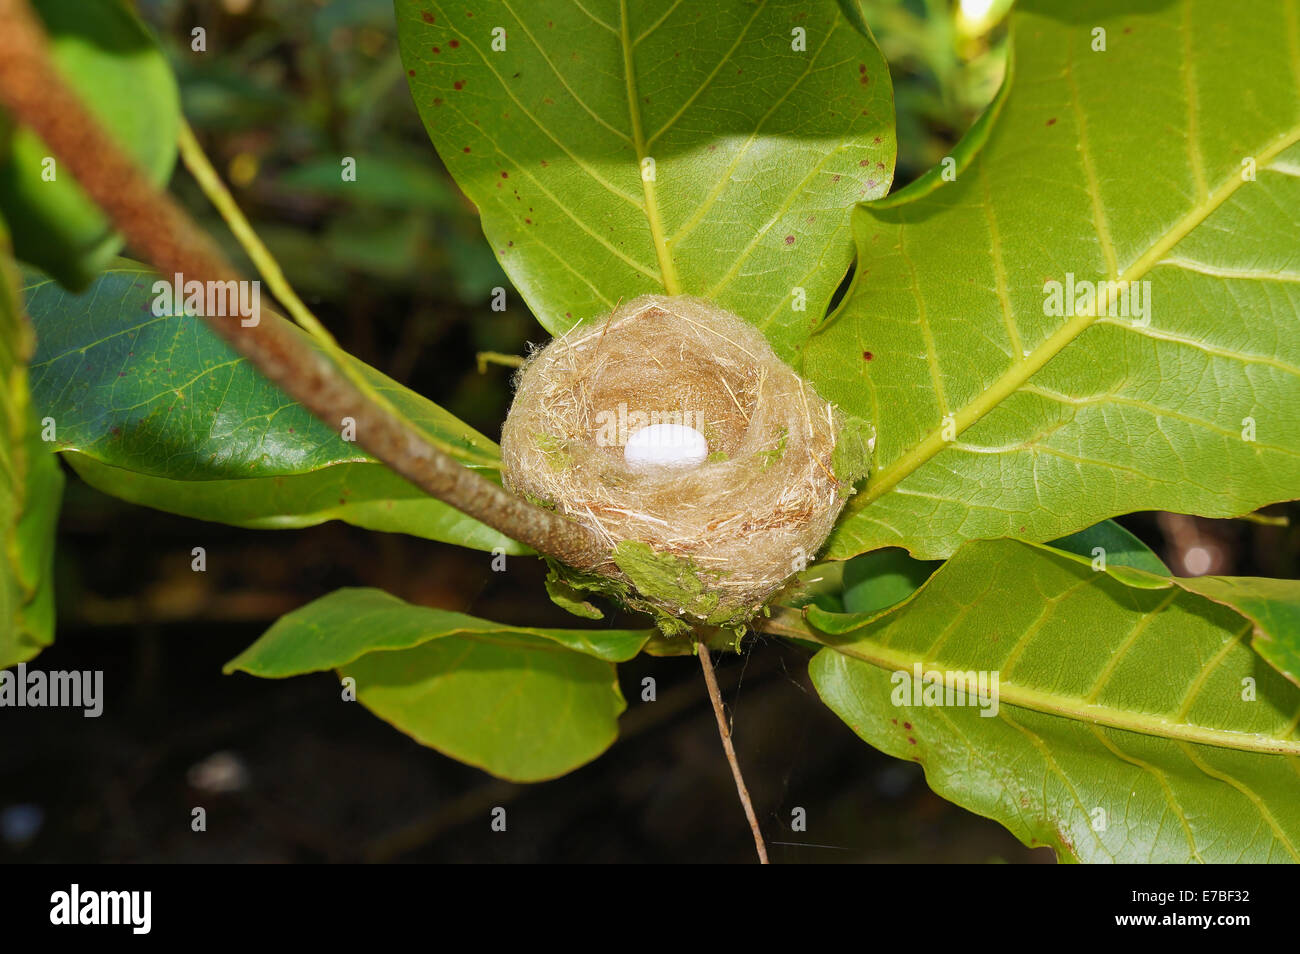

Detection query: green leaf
(840, 546), (938, 616)
(864, 36), (1012, 210)
(0, 0), (180, 290)
(342, 634), (625, 782)
(833, 0), (872, 37)
(544, 565), (605, 620)
(228, 587), (646, 781)
(0, 226), (64, 667)
(6, 436), (63, 657)
(1173, 576), (1300, 690)
(24, 260), (522, 552)
(225, 587), (652, 675)
(791, 518), (1157, 621)
(807, 538), (1300, 863)
(810, 0), (1300, 559)
(396, 0), (896, 357)
(1048, 519), (1169, 576)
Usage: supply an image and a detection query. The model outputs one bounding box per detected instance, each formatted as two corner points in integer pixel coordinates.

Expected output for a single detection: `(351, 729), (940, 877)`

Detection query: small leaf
(342, 634), (625, 782)
(1048, 519), (1169, 576)
(1173, 576), (1300, 689)
(225, 587), (652, 675)
(227, 587), (649, 781)
(544, 566), (604, 620)
(840, 547), (938, 616)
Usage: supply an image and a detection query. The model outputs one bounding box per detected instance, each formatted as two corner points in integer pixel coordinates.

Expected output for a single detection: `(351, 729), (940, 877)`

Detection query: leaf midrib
(768, 568), (1300, 759)
(813, 631), (1300, 757)
(852, 122), (1300, 515)
(618, 0), (680, 294)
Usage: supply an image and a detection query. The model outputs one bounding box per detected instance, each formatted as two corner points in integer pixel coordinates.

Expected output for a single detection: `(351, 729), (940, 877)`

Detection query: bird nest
(501, 295), (872, 632)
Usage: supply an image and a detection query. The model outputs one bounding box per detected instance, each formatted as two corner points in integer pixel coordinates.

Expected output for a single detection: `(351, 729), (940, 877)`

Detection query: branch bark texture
(0, 0), (607, 570)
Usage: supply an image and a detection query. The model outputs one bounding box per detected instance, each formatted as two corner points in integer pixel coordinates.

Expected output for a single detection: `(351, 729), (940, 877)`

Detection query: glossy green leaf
(0, 0), (180, 290)
(23, 260), (523, 552)
(810, 0), (1300, 559)
(1048, 518), (1169, 576)
(840, 546), (938, 616)
(396, 0), (896, 357)
(807, 538), (1300, 863)
(783, 519), (1160, 623)
(0, 227), (64, 667)
(864, 35), (1012, 210)
(343, 634), (625, 782)
(227, 587), (642, 781)
(1175, 576), (1300, 689)
(226, 586), (652, 675)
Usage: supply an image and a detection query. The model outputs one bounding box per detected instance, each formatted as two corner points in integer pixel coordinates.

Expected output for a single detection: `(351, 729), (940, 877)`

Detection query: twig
(697, 642), (769, 864)
(0, 0), (607, 571)
(476, 351), (526, 373)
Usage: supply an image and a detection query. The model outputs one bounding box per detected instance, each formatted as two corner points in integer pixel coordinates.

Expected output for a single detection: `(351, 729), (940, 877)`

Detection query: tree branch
(0, 0), (607, 571)
(697, 642), (770, 864)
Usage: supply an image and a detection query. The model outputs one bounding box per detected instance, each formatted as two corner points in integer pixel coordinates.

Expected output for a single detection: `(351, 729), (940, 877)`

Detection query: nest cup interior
(581, 326), (756, 464)
(501, 295), (853, 619)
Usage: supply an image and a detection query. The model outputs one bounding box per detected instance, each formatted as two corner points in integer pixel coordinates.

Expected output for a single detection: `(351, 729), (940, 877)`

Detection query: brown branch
(697, 642), (769, 864)
(0, 0), (607, 571)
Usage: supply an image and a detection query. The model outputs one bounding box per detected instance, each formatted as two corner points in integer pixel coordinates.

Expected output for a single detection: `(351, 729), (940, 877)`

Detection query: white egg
(624, 423), (709, 471)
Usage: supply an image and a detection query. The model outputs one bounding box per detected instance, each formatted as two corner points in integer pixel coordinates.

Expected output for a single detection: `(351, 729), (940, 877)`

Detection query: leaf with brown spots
(396, 0), (895, 359)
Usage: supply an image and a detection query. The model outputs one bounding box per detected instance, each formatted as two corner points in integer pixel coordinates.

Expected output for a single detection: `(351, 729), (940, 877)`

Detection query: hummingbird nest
(500, 295), (872, 632)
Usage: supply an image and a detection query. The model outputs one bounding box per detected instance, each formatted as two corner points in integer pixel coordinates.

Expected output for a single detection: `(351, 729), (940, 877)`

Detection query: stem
(476, 351), (525, 373)
(0, 0), (607, 571)
(1238, 511), (1288, 528)
(176, 119), (335, 347)
(697, 642), (769, 864)
(177, 118), (446, 478)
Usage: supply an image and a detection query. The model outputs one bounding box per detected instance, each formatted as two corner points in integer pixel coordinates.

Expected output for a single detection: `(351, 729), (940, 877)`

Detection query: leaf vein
(645, 0), (769, 148)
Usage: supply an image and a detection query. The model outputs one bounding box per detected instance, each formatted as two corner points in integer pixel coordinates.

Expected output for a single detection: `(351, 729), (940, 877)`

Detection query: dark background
(3, 0), (1296, 863)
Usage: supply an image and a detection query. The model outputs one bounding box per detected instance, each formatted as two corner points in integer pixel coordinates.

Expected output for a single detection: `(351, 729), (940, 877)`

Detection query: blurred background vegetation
(3, 0), (1295, 863)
